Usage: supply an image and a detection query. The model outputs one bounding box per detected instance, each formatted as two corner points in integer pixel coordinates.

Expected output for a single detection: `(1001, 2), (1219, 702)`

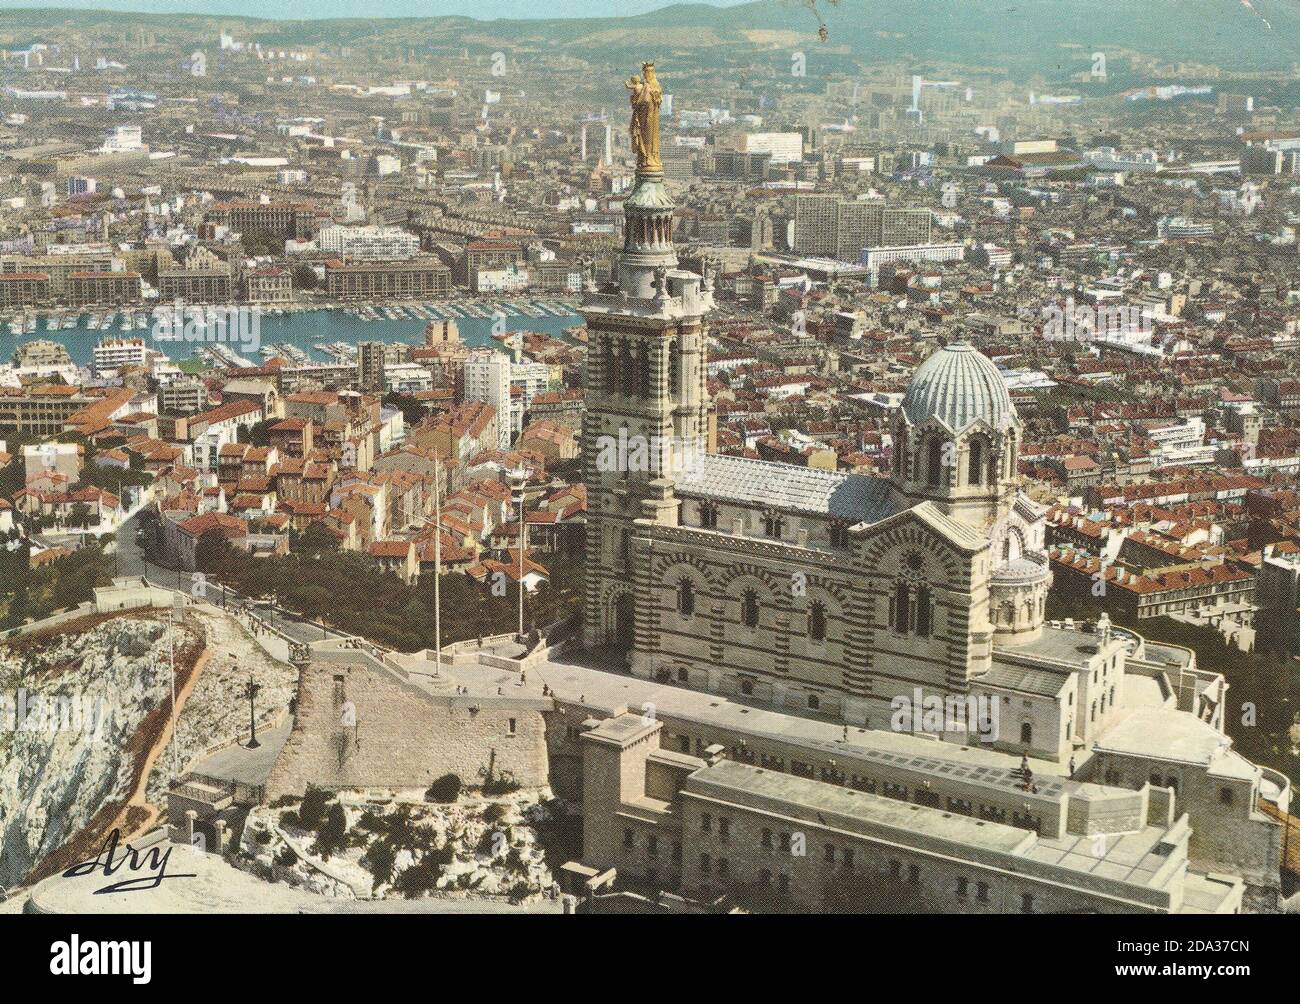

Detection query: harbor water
(3, 300), (585, 369)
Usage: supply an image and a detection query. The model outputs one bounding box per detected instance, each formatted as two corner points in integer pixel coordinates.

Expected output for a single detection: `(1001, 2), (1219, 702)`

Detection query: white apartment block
(861, 243), (966, 270)
(741, 131), (803, 165)
(463, 349), (513, 449)
(318, 224), (419, 261)
(92, 336), (154, 377)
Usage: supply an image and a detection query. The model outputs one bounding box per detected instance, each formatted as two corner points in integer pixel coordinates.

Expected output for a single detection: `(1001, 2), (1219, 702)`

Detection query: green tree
(312, 803), (349, 860)
(297, 786), (330, 831)
(291, 263), (318, 291)
(361, 839), (397, 891)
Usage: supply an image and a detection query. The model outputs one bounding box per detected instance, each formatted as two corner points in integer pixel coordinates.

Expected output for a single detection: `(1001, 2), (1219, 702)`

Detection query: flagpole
(434, 455), (441, 676)
(517, 469), (525, 639)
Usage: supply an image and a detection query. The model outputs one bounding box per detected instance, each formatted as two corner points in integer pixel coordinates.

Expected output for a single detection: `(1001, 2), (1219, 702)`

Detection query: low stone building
(578, 711), (1243, 914)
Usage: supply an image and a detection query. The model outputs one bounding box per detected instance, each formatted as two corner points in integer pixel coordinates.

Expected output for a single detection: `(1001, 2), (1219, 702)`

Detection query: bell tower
(581, 62), (713, 652)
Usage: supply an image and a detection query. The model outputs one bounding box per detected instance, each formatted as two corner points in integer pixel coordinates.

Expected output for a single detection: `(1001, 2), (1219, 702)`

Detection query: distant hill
(3, 1), (1298, 73)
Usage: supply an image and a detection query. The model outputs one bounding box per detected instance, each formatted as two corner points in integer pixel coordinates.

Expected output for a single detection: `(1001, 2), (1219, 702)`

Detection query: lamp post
(244, 673), (261, 750)
(434, 454), (442, 676)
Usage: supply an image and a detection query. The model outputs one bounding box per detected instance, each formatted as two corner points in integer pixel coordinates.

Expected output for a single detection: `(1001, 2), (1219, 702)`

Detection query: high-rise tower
(581, 62), (714, 650)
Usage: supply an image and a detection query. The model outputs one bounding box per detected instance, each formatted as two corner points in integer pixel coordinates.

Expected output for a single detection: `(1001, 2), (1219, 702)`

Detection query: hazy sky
(0, 0), (752, 18)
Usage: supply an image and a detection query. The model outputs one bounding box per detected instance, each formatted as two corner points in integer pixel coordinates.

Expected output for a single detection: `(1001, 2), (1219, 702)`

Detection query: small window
(927, 438), (944, 488)
(908, 864), (920, 885)
(740, 678), (754, 696)
(700, 500), (719, 530)
(968, 438), (984, 486)
(977, 882), (989, 903)
(647, 835), (658, 858)
(717, 857), (729, 877)
(623, 828), (634, 849)
(889, 859), (902, 880)
(843, 848), (854, 871)
(508, 718), (516, 736)
(824, 843), (835, 863)
(809, 601), (827, 642)
(915, 586), (932, 638)
(741, 589), (760, 628)
(701, 812), (712, 833)
(718, 818), (730, 841)
(761, 828), (773, 848)
(677, 666), (689, 683)
(1020, 722), (1033, 746)
(699, 853), (711, 875)
(894, 581), (911, 634)
(1021, 893), (1034, 914)
(1219, 787), (1234, 806)
(677, 578), (695, 617)
(808, 693), (821, 710)
(956, 877), (969, 899)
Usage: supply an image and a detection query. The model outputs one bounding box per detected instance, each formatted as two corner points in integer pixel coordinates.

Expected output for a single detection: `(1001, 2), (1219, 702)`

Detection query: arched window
(741, 589), (759, 628)
(636, 342), (651, 398)
(915, 585), (932, 638)
(699, 500), (719, 530)
(927, 438), (944, 488)
(668, 338), (681, 398)
(968, 438), (984, 486)
(894, 581), (911, 633)
(677, 578), (695, 617)
(807, 693), (820, 710)
(617, 340), (634, 395)
(762, 510), (784, 540)
(602, 339), (615, 394)
(1020, 722), (1033, 745)
(809, 601), (826, 642)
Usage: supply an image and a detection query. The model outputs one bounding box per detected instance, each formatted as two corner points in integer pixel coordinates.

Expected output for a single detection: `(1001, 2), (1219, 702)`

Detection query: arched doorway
(189, 819), (217, 855)
(613, 592), (635, 653)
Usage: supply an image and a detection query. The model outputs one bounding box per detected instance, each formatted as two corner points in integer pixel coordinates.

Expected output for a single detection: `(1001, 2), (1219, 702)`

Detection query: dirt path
(114, 646), (211, 842)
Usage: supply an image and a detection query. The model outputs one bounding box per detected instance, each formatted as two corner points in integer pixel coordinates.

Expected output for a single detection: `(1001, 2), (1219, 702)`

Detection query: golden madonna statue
(626, 61), (663, 173)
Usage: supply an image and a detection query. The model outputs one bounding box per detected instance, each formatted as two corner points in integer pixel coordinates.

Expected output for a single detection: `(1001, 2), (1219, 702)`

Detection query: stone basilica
(579, 137), (1082, 755)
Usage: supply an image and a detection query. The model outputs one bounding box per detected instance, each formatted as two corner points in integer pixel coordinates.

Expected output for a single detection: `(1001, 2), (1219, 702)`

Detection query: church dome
(901, 340), (1015, 431)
